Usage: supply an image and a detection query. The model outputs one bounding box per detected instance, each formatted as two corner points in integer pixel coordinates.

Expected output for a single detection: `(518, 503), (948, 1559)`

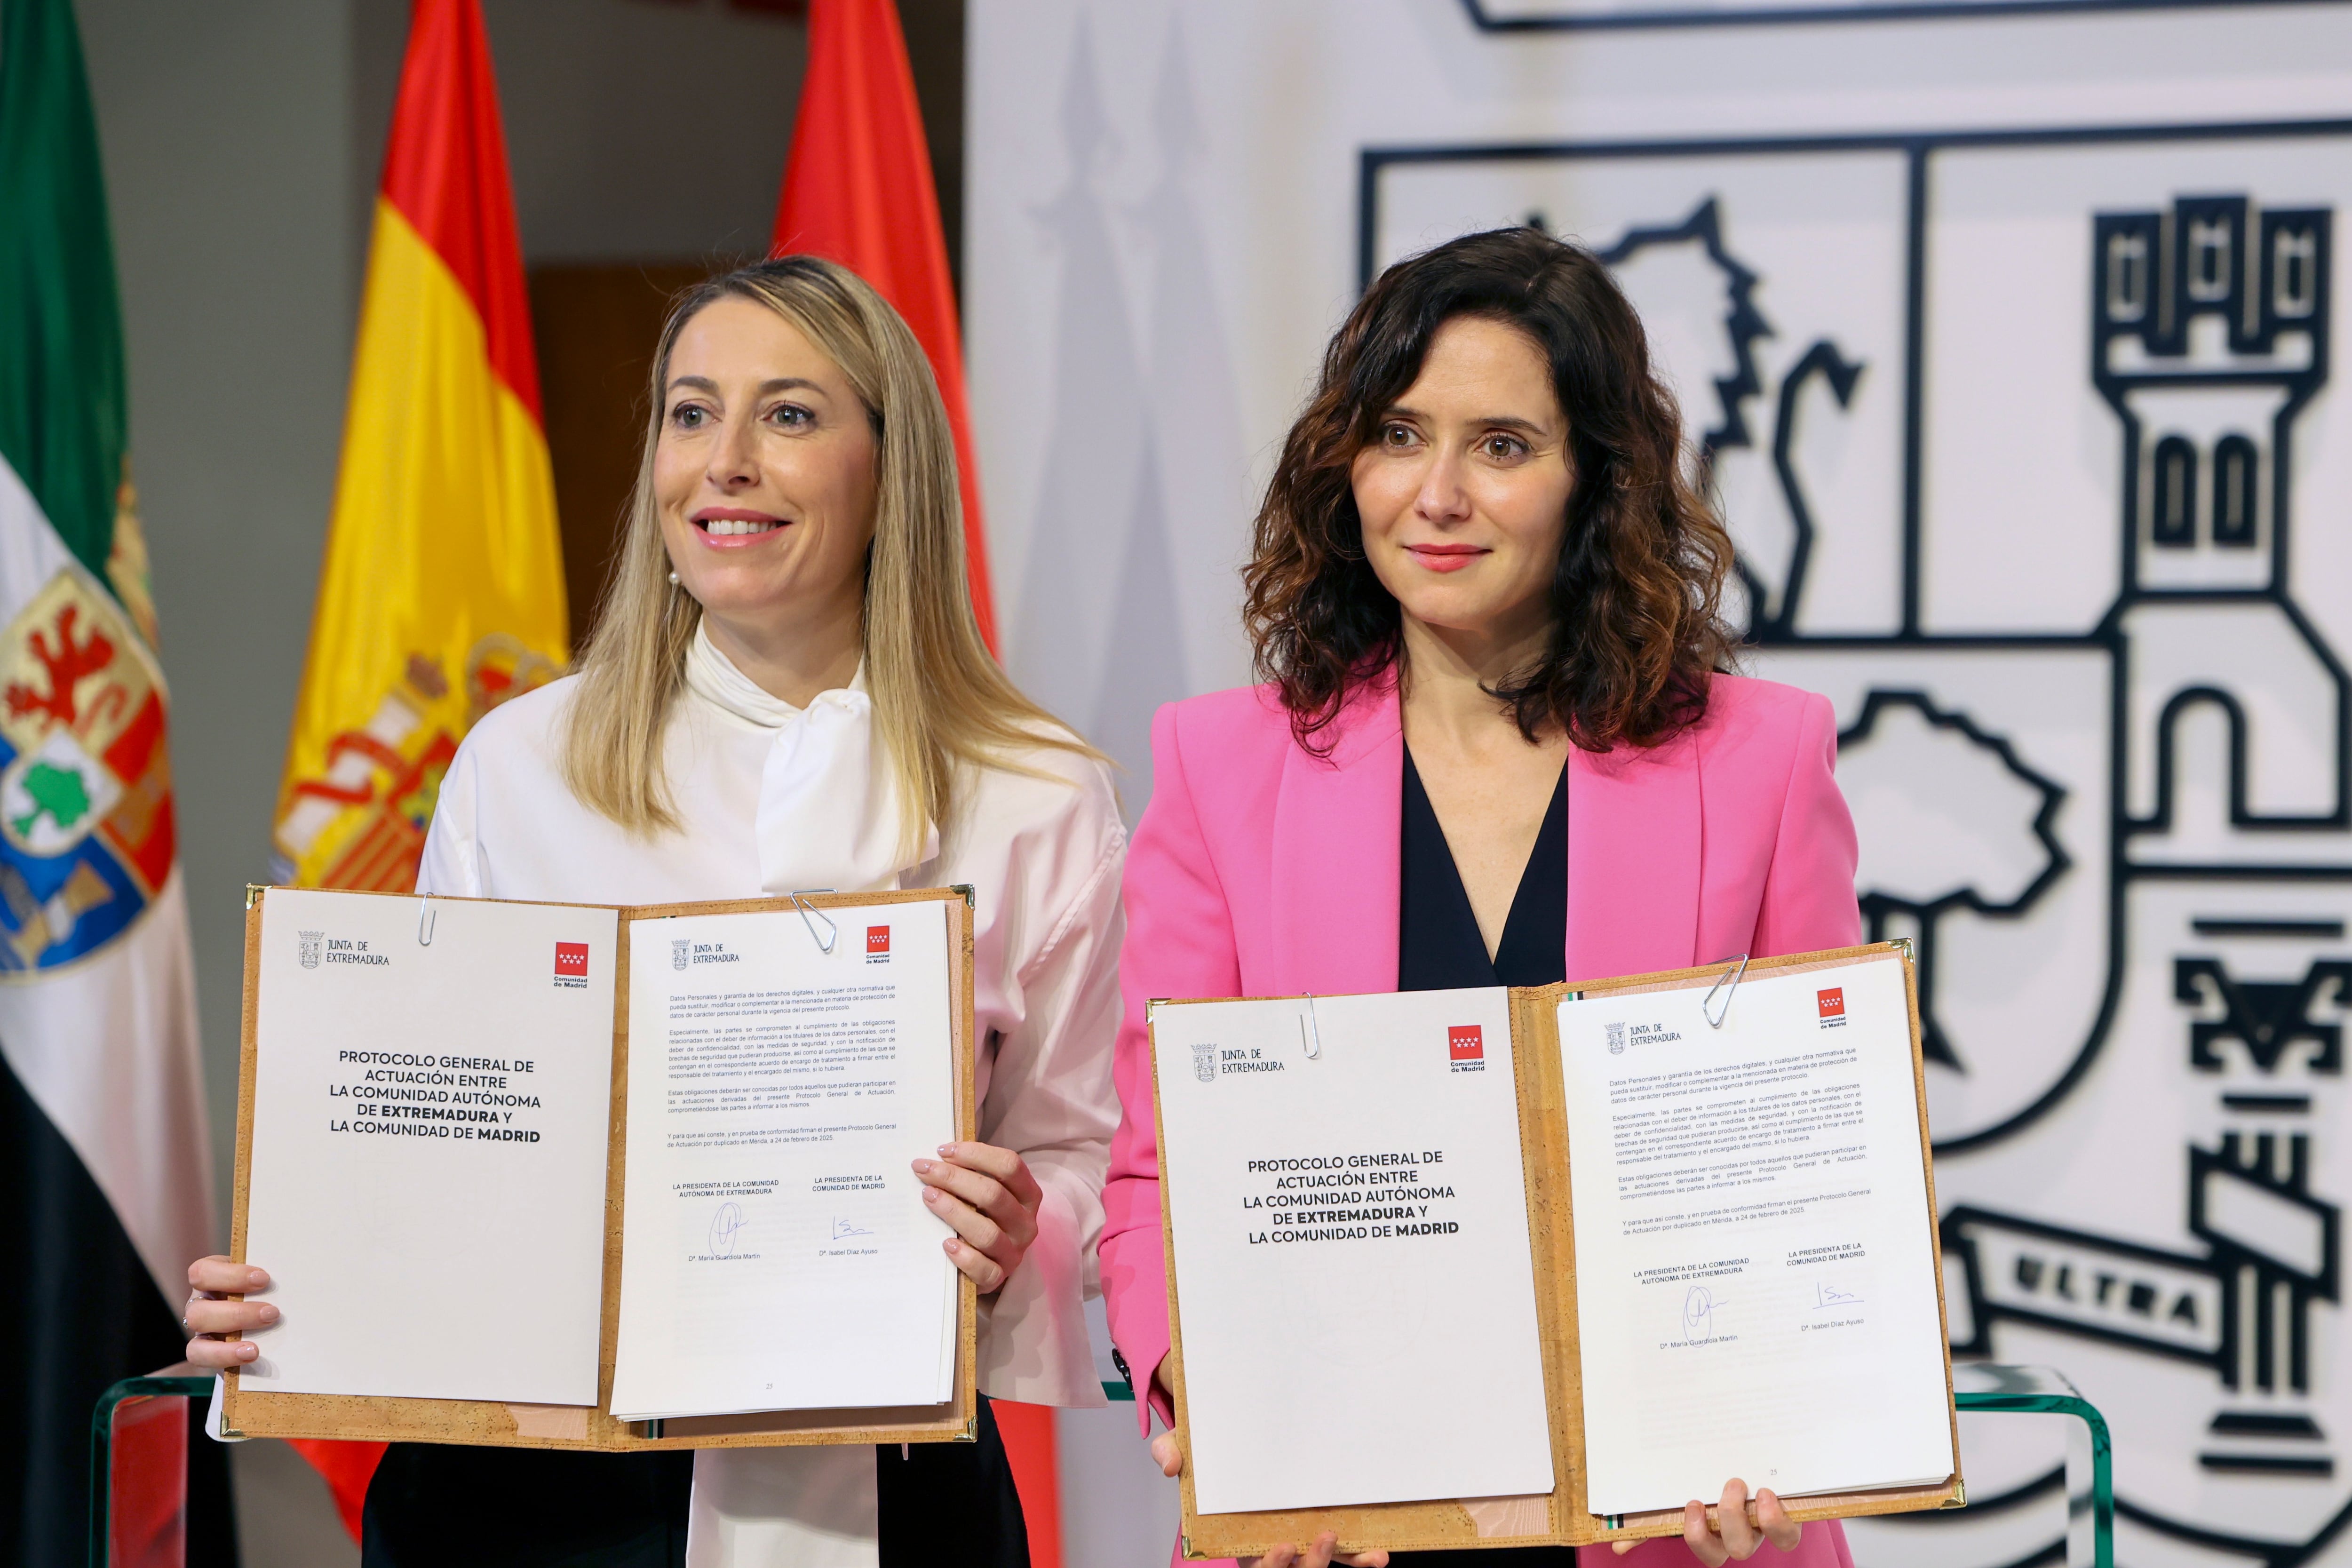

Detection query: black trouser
(360, 1396), (1029, 1568)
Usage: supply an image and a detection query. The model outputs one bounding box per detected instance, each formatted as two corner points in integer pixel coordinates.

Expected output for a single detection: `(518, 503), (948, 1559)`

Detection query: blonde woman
(183, 257), (1124, 1568)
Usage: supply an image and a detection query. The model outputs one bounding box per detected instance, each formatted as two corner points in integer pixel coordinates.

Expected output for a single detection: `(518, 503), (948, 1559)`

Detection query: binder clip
(1299, 995), (1323, 1059)
(1701, 952), (1749, 1029)
(789, 889), (839, 954)
(416, 899), (436, 947)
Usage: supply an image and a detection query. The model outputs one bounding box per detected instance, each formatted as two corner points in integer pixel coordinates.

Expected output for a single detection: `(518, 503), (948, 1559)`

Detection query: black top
(1399, 747), (1568, 992)
(1393, 748), (1572, 1568)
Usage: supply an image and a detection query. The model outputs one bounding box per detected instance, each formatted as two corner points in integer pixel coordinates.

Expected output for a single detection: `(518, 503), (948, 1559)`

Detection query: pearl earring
(668, 571), (680, 586)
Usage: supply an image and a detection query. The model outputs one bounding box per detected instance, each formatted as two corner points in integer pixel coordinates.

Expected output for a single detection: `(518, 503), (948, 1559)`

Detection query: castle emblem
(1937, 193), (2350, 1500)
(0, 569), (174, 974)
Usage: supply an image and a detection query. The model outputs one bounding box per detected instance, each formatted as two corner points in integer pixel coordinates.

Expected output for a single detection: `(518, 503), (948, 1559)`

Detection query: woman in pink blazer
(1101, 228), (1862, 1568)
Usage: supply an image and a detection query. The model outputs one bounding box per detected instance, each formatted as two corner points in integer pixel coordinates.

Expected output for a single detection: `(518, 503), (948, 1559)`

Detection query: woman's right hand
(1148, 1359), (1391, 1568)
(183, 1256), (275, 1369)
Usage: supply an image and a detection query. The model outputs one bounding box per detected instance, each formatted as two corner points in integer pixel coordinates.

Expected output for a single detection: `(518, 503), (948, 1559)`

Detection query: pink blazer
(1101, 673), (1862, 1568)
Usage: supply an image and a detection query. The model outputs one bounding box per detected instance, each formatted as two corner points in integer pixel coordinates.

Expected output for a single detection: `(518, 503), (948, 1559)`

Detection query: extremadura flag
(0, 0), (224, 1559)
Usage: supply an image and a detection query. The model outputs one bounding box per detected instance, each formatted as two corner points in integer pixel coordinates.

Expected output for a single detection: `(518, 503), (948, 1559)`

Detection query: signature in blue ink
(710, 1202), (745, 1257)
(1811, 1282), (1864, 1311)
(832, 1216), (876, 1241)
(1682, 1285), (1726, 1343)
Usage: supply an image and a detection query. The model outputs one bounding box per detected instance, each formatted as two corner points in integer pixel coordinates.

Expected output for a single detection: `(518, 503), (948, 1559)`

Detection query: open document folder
(1148, 943), (1961, 1559)
(220, 884), (977, 1453)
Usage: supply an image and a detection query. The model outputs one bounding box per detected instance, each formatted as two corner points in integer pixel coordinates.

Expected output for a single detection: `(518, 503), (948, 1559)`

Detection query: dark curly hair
(1244, 226), (1739, 755)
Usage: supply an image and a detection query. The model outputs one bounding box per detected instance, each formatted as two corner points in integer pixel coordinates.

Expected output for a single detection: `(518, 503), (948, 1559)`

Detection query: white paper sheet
(1557, 956), (1953, 1515)
(241, 889), (619, 1404)
(1152, 988), (1556, 1516)
(608, 901), (959, 1421)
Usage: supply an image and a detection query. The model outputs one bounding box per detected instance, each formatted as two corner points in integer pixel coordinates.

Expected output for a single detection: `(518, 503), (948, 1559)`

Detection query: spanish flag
(272, 0), (565, 899)
(270, 0), (562, 1529)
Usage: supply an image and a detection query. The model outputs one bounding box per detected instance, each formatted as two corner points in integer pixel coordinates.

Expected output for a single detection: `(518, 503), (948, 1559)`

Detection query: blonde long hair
(559, 256), (1093, 851)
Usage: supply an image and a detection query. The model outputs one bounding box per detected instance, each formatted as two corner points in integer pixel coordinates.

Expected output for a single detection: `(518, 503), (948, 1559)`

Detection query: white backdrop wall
(969, 3), (2352, 1564)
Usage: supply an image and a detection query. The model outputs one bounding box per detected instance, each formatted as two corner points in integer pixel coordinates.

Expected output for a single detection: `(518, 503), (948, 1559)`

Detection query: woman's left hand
(1613, 1480), (1800, 1564)
(913, 1142), (1043, 1293)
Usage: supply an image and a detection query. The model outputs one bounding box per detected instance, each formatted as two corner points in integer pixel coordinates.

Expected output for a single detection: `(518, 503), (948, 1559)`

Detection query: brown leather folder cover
(1156, 943), (1963, 1558)
(222, 885), (980, 1451)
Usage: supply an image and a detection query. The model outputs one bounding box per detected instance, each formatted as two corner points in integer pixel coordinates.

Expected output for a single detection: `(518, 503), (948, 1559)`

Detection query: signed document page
(608, 901), (959, 1421)
(242, 889), (619, 1404)
(1153, 988), (1555, 1516)
(1557, 956), (1951, 1515)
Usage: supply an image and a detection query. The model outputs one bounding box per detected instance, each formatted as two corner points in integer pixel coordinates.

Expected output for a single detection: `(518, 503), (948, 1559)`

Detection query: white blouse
(418, 628), (1126, 1561)
(422, 629), (1126, 1404)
